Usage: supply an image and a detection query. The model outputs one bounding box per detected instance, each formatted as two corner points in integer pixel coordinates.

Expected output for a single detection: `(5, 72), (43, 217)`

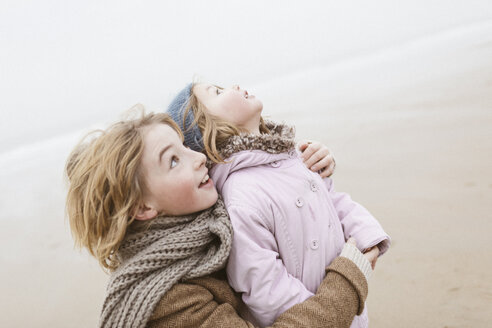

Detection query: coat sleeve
(269, 257), (368, 328)
(324, 178), (391, 254)
(147, 281), (255, 328)
(225, 203), (314, 327)
(148, 256), (369, 328)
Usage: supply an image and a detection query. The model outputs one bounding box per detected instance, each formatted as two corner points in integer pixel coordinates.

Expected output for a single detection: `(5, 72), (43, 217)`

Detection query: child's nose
(193, 151), (207, 170)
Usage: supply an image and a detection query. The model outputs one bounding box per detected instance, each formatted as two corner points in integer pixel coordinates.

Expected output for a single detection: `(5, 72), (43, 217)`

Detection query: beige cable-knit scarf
(99, 198), (233, 328)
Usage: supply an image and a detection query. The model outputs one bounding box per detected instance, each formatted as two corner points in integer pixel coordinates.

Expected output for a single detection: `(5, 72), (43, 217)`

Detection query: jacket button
(310, 181), (318, 192)
(295, 197), (304, 207)
(271, 161), (280, 168)
(310, 240), (319, 250)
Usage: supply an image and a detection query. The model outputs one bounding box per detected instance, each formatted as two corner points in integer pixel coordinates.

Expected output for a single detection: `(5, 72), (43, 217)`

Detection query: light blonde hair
(65, 110), (182, 271)
(184, 83), (270, 163)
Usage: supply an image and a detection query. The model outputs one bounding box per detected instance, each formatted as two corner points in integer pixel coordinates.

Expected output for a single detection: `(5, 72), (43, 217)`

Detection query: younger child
(65, 111), (375, 328)
(167, 83), (391, 327)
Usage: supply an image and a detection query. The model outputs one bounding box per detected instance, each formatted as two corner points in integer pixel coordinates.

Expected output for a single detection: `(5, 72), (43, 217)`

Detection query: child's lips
(199, 178), (213, 189)
(198, 173), (212, 188)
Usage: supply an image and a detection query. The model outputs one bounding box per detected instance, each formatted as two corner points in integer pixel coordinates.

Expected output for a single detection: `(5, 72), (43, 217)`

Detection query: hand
(298, 140), (336, 178)
(363, 246), (380, 270)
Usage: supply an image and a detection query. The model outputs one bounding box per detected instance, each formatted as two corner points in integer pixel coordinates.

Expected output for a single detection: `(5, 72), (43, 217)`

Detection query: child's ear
(134, 204), (159, 221)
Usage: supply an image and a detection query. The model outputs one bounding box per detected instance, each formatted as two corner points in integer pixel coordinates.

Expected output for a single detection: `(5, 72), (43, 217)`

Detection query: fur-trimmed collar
(218, 120), (296, 160)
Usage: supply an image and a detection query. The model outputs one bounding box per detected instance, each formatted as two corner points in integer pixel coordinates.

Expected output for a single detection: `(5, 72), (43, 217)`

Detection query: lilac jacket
(210, 140), (390, 328)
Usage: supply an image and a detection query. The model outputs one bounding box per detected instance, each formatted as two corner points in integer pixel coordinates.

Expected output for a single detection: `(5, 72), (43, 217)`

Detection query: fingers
(366, 248), (379, 269)
(298, 140), (310, 152)
(304, 145), (330, 169)
(363, 247), (379, 268)
(372, 247), (380, 270)
(299, 141), (319, 163)
(299, 141), (336, 177)
(310, 153), (330, 172)
(370, 256), (378, 270)
(317, 157), (336, 178)
(346, 239), (379, 270)
(306, 147), (328, 169)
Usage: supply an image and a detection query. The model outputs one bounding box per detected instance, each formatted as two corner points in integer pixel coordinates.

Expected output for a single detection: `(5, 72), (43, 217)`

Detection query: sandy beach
(264, 21), (492, 327)
(1, 2), (491, 327)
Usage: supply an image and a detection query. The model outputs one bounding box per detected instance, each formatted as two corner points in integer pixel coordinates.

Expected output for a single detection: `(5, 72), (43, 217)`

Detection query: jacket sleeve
(147, 281), (256, 328)
(225, 203), (314, 327)
(324, 178), (391, 254)
(147, 256), (369, 328)
(269, 256), (368, 328)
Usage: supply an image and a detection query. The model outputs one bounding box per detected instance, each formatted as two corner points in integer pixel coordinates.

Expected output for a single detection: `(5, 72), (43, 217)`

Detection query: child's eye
(216, 87), (222, 95)
(170, 156), (179, 168)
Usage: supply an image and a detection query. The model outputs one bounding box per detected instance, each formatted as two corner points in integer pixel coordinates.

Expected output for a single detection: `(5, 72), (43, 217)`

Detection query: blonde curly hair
(65, 110), (182, 271)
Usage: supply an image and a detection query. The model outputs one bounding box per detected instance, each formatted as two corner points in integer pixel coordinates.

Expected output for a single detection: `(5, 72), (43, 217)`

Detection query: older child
(167, 83), (391, 327)
(65, 111), (376, 328)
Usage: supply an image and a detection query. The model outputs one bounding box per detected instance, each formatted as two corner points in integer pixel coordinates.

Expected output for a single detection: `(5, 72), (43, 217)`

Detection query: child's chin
(210, 191), (219, 205)
(200, 192), (219, 210)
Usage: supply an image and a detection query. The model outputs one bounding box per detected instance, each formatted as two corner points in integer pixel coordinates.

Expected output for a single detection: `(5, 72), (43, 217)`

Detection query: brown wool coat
(147, 257), (367, 328)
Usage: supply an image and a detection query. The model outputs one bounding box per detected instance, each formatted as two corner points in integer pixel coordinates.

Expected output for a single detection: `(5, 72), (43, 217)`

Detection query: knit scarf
(98, 197), (233, 328)
(218, 120), (296, 159)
